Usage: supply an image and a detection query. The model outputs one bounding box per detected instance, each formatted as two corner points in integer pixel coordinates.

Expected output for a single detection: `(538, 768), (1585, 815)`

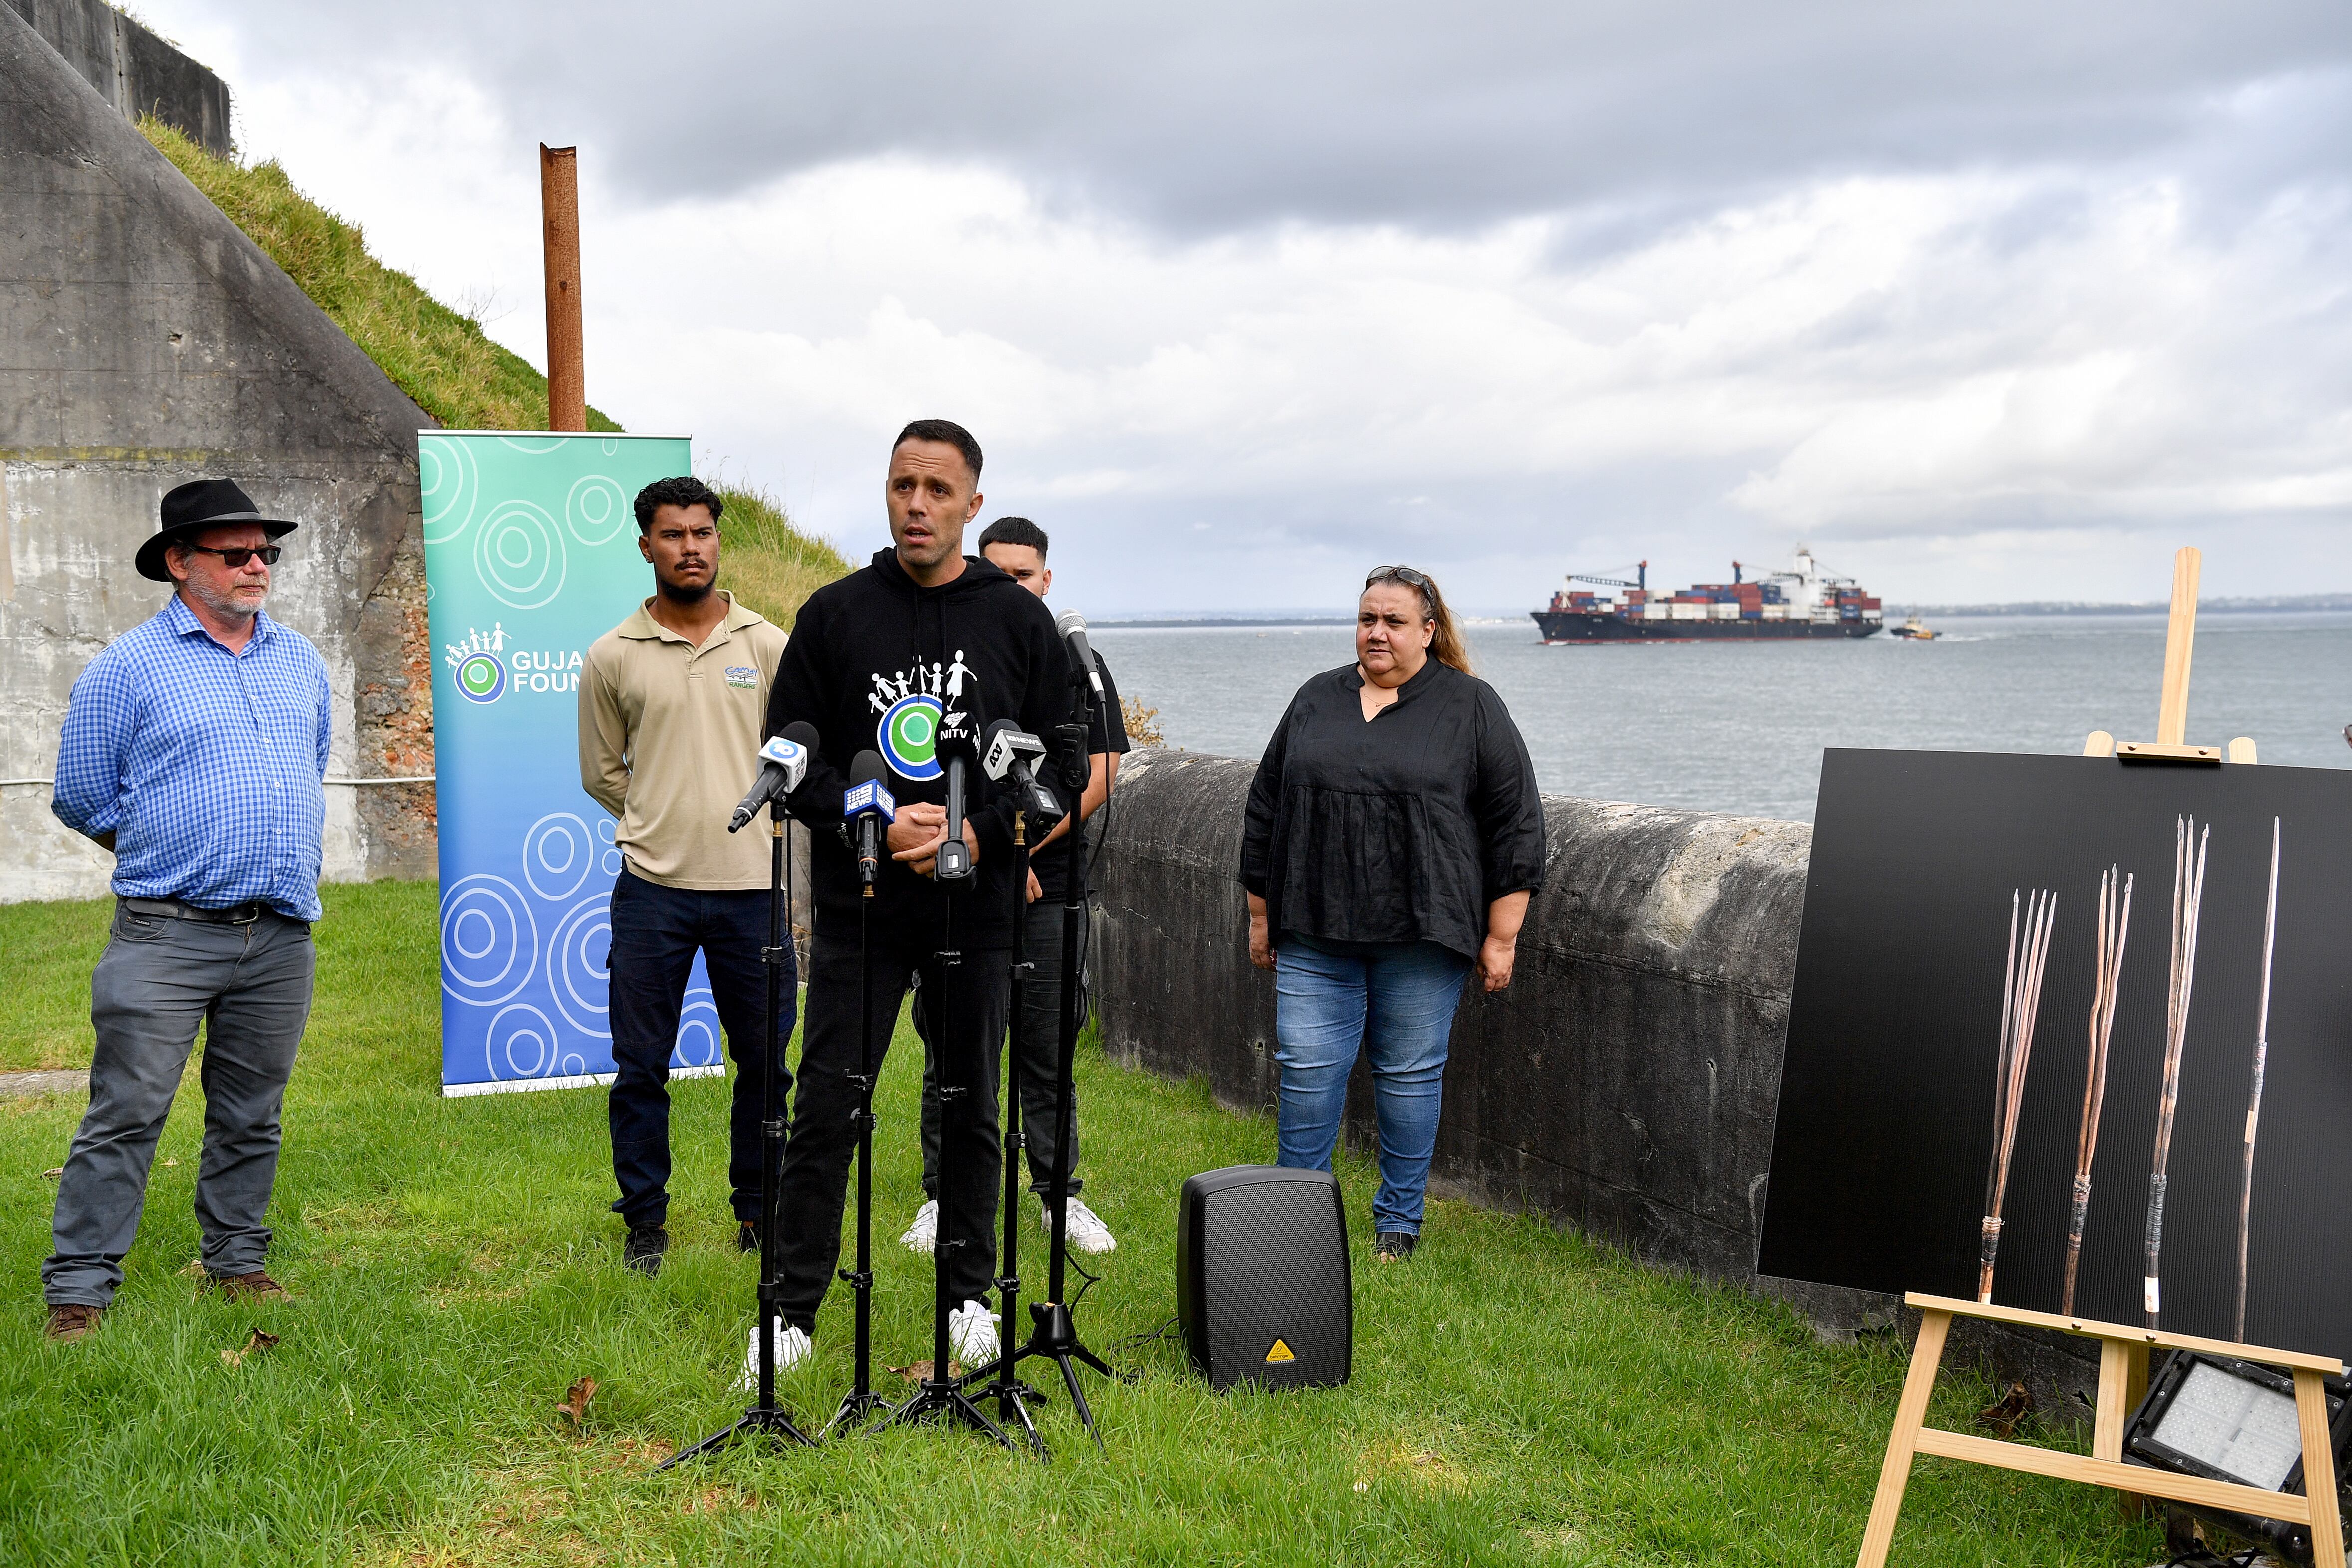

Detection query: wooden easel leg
(2293, 1369), (2344, 1565)
(1857, 1309), (1952, 1568)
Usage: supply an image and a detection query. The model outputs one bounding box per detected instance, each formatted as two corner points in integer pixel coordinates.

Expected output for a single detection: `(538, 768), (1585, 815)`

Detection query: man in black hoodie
(758, 419), (1075, 1371)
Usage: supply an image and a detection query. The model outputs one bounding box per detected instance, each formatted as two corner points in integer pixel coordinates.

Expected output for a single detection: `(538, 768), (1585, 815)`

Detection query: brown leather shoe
(206, 1270), (290, 1302)
(45, 1303), (103, 1342)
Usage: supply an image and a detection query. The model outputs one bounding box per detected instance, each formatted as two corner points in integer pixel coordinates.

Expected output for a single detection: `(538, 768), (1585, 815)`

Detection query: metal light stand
(1001, 670), (1116, 1451)
(873, 813), (1015, 1450)
(820, 842), (889, 1438)
(662, 803), (817, 1465)
(964, 807), (1050, 1454)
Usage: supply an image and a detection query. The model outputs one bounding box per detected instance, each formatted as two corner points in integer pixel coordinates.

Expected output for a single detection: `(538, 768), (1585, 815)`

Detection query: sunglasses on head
(1365, 564), (1431, 590)
(184, 544), (282, 568)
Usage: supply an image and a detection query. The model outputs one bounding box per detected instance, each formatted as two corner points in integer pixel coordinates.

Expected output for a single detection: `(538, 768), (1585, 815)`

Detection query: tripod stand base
(993, 1301), (1120, 1451)
(660, 1403), (817, 1467)
(874, 1379), (1025, 1452)
(819, 1389), (892, 1440)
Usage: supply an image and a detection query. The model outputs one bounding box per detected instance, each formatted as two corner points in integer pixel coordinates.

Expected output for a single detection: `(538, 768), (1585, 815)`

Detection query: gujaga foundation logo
(871, 652), (975, 782)
(445, 623), (508, 704)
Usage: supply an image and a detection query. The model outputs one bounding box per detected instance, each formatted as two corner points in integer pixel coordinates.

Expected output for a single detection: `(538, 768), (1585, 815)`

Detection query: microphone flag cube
(758, 734), (810, 790)
(843, 778), (895, 822)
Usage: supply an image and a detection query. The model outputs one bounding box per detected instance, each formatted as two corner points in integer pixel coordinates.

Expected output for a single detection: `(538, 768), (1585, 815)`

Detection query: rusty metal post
(539, 143), (585, 432)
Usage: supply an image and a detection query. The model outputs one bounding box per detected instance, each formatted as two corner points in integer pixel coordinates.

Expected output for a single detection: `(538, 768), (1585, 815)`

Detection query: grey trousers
(42, 903), (314, 1307)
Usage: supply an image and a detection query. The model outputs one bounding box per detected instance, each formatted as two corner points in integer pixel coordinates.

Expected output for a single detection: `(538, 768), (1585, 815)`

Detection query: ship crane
(1561, 560), (1647, 592)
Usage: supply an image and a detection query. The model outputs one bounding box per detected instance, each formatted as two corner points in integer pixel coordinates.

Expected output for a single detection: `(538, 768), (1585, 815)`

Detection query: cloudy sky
(143, 1), (2352, 613)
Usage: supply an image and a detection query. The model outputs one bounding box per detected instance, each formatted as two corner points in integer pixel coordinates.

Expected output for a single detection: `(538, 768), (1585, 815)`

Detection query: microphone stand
(662, 801), (817, 1465)
(875, 752), (1016, 1450)
(822, 819), (888, 1437)
(961, 807), (1049, 1454)
(1001, 664), (1116, 1451)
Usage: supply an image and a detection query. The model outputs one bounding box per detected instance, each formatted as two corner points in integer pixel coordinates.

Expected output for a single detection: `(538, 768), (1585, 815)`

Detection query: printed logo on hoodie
(870, 653), (977, 782)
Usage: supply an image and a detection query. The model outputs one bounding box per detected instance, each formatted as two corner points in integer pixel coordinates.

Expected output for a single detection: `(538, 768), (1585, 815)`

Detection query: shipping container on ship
(1530, 549), (1884, 643)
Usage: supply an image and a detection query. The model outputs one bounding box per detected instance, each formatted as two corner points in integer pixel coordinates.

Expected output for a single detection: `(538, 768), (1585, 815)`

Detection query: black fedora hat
(137, 479), (298, 583)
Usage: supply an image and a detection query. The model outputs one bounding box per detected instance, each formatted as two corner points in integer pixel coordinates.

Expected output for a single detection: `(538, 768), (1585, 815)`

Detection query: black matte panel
(1758, 750), (2352, 1361)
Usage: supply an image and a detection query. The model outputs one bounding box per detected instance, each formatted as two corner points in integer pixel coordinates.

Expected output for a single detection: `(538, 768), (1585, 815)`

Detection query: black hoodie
(765, 547), (1077, 948)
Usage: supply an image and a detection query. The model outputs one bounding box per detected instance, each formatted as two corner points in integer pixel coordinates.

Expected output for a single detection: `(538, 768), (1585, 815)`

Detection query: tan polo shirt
(578, 592), (789, 890)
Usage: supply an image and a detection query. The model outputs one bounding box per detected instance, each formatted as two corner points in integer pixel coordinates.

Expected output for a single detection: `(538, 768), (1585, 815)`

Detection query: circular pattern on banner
(454, 651), (505, 704)
(565, 474), (630, 547)
(473, 499), (568, 609)
(440, 875), (538, 1007)
(600, 438), (621, 456)
(523, 812), (596, 902)
(496, 436), (569, 455)
(674, 986), (722, 1069)
(548, 894), (613, 1039)
(879, 694), (943, 782)
(487, 1002), (561, 1080)
(419, 438), (478, 544)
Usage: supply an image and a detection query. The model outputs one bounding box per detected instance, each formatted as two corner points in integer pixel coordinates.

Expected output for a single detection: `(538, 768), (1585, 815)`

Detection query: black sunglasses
(1365, 564), (1431, 590)
(184, 544), (282, 568)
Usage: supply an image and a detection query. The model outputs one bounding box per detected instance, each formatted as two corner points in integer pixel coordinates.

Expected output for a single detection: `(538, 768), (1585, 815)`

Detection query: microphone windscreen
(981, 717), (1019, 745)
(850, 749), (888, 787)
(1054, 609), (1087, 638)
(780, 720), (821, 752)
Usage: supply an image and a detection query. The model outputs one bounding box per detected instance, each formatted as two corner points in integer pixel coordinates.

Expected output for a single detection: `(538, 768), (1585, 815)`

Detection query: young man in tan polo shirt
(579, 477), (790, 1275)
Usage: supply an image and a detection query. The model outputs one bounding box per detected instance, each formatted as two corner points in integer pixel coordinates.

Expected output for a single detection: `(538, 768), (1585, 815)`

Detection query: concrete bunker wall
(7, 0), (231, 156)
(1090, 749), (2104, 1418)
(1, 5), (436, 899)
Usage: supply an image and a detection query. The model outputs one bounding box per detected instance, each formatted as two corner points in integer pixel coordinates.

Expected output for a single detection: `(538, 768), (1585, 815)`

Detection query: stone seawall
(1089, 748), (2101, 1416)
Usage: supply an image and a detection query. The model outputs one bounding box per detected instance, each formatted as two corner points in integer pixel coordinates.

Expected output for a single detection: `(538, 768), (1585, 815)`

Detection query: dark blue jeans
(606, 870), (794, 1229)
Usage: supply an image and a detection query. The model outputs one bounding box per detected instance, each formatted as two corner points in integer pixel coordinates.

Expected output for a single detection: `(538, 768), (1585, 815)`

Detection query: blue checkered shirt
(51, 595), (333, 921)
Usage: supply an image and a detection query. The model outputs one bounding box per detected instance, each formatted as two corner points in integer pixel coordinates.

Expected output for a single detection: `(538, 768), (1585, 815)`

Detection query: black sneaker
(1373, 1231), (1418, 1262)
(736, 1220), (759, 1255)
(623, 1224), (668, 1276)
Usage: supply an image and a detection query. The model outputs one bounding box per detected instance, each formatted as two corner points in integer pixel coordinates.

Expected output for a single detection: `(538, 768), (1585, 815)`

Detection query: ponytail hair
(1363, 564), (1473, 676)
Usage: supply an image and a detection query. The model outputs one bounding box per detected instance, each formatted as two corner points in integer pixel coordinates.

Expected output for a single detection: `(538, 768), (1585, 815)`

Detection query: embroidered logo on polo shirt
(723, 666), (758, 689)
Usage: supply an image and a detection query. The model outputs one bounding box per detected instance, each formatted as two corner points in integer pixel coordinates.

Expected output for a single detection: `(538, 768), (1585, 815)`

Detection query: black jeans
(919, 896), (1083, 1196)
(605, 870), (793, 1229)
(772, 930), (1007, 1330)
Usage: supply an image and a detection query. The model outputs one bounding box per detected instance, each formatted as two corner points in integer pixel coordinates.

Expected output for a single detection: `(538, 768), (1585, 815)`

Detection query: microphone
(728, 721), (819, 833)
(843, 750), (894, 888)
(934, 710), (978, 881)
(982, 718), (1063, 826)
(1055, 609), (1104, 699)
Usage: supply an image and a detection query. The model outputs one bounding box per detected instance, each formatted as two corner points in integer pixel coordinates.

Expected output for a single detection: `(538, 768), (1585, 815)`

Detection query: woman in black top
(1239, 566), (1546, 1260)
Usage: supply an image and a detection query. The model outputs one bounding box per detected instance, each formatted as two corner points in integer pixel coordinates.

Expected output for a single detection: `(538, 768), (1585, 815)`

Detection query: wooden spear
(1979, 887), (2058, 1304)
(2234, 817), (2280, 1342)
(2144, 815), (2210, 1329)
(2061, 864), (2132, 1317)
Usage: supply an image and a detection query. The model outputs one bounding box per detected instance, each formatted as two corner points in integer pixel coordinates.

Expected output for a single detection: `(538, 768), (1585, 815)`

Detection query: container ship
(1531, 548), (1883, 643)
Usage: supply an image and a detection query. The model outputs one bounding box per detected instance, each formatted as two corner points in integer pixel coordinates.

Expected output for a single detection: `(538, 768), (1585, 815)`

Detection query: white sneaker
(948, 1298), (999, 1366)
(1041, 1193), (1119, 1255)
(899, 1198), (938, 1255)
(734, 1318), (811, 1391)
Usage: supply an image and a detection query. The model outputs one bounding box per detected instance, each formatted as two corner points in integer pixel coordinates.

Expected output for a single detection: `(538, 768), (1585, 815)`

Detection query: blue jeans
(606, 870), (794, 1228)
(1273, 936), (1472, 1236)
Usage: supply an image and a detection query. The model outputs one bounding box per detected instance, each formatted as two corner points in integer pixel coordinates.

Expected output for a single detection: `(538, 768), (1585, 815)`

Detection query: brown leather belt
(120, 896), (270, 925)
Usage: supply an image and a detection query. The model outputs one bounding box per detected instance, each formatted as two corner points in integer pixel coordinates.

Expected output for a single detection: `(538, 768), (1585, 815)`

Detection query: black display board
(1757, 749), (2352, 1360)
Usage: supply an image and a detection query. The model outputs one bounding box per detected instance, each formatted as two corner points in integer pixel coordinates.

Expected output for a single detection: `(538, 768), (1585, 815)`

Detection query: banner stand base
(443, 1063), (726, 1100)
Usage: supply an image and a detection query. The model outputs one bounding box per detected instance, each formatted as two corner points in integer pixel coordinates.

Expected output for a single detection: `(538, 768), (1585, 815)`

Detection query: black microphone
(934, 711), (979, 881)
(1055, 608), (1104, 699)
(727, 721), (821, 833)
(982, 718), (1063, 826)
(843, 750), (894, 889)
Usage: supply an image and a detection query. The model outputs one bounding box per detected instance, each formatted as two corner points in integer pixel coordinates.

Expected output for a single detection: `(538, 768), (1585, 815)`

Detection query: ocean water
(1092, 612), (2352, 823)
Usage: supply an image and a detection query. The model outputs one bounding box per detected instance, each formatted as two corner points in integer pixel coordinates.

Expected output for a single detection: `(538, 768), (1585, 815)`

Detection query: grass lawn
(0, 883), (2162, 1566)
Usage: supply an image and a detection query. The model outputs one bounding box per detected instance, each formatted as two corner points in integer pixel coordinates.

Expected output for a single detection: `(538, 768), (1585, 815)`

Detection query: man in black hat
(42, 480), (331, 1343)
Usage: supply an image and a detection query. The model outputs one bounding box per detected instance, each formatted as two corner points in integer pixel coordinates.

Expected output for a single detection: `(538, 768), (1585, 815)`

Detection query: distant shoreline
(1100, 596), (2352, 627)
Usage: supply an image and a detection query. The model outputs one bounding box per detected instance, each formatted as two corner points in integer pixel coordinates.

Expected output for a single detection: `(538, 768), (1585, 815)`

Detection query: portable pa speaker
(1176, 1165), (1352, 1391)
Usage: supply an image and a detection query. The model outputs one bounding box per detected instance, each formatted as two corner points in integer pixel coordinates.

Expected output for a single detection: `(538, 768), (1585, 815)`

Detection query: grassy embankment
(0, 889), (2161, 1566)
(140, 119), (851, 628)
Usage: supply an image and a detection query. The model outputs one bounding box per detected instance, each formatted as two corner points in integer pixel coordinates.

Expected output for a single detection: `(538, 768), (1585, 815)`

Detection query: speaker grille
(1187, 1170), (1351, 1391)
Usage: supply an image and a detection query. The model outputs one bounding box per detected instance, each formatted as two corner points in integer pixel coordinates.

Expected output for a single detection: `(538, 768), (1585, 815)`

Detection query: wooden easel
(1856, 1295), (2344, 1567)
(1857, 546), (2341, 1565)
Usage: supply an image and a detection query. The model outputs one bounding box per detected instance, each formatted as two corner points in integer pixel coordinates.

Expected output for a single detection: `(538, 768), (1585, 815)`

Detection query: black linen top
(1239, 658), (1546, 960)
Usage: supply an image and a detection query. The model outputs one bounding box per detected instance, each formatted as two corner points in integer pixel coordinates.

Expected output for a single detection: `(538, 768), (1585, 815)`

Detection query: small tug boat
(1891, 616), (1937, 641)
